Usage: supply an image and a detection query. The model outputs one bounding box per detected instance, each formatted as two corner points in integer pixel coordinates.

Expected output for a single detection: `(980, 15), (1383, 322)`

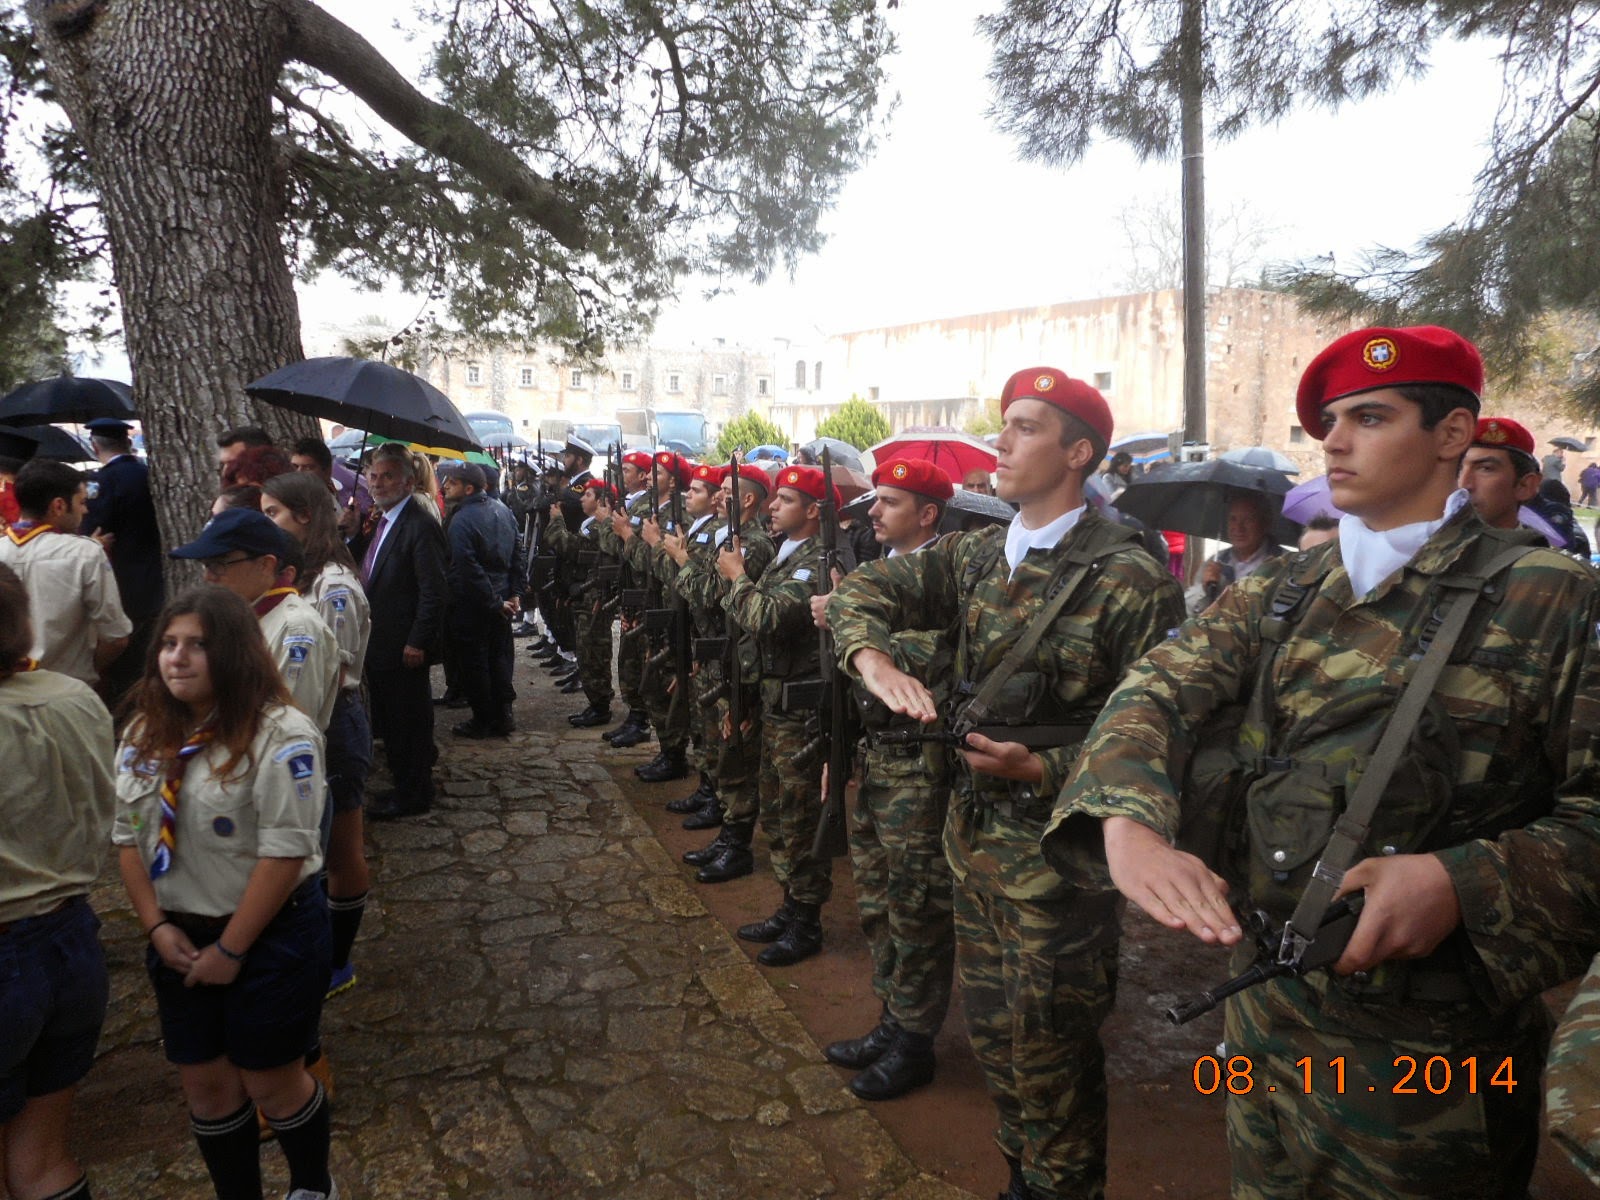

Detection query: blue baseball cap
(169, 508), (295, 562)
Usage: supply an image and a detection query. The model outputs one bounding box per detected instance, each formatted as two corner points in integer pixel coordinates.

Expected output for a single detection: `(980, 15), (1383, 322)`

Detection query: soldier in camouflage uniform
(718, 464), (838, 965)
(1054, 326), (1600, 1200)
(816, 457), (958, 1102)
(625, 451), (693, 783)
(830, 371), (1183, 1200)
(1547, 951), (1600, 1188)
(658, 462), (728, 824)
(542, 479), (614, 723)
(683, 464), (778, 883)
(600, 450), (657, 746)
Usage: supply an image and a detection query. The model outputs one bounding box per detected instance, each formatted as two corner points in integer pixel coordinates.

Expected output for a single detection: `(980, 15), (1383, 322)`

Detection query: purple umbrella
(1283, 475), (1568, 547)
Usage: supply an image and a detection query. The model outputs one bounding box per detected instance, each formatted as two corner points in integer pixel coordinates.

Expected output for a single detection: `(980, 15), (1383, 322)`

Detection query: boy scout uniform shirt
(0, 668), (116, 922)
(111, 704), (327, 916)
(0, 528), (132, 683)
(306, 561), (371, 690)
(1052, 508), (1600, 1011)
(830, 510), (1184, 900)
(259, 591), (340, 730)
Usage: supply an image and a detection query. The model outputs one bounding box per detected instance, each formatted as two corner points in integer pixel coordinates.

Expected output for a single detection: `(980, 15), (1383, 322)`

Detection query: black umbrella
(1115, 458), (1298, 544)
(801, 436), (864, 471)
(0, 424), (94, 462)
(0, 376), (135, 427)
(842, 485), (1016, 533)
(245, 357), (480, 453)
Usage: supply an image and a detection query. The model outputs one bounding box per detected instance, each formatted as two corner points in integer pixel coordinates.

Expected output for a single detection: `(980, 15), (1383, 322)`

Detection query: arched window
(814, 361), (823, 390)
(794, 359), (806, 388)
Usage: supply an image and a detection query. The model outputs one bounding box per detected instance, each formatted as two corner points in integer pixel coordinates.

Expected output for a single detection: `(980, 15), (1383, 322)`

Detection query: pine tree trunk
(26, 0), (315, 557)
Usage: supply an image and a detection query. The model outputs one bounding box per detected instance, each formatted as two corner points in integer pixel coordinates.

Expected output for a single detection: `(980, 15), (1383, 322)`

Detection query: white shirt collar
(1004, 505), (1086, 576)
(1338, 489), (1470, 599)
(887, 536), (939, 559)
(626, 488), (646, 505)
(580, 515), (596, 534)
(687, 513), (715, 537)
(774, 535), (810, 565)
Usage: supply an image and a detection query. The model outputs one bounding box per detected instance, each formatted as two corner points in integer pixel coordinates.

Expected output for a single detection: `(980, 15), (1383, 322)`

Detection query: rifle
(810, 446), (853, 859)
(724, 453), (744, 747)
(1165, 894), (1365, 1025)
(873, 722), (1090, 751)
(663, 476), (693, 716)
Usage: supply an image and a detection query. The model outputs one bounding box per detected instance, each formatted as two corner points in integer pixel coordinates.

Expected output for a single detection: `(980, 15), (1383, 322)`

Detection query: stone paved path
(76, 651), (980, 1200)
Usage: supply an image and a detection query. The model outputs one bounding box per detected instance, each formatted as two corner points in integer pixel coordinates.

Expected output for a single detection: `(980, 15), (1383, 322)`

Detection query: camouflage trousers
(642, 639), (691, 755)
(616, 617), (646, 710)
(849, 742), (954, 1036)
(689, 658), (725, 785)
(717, 691), (763, 827)
(573, 600), (613, 709)
(758, 711), (830, 905)
(952, 882), (1119, 1200)
(1223, 974), (1548, 1199)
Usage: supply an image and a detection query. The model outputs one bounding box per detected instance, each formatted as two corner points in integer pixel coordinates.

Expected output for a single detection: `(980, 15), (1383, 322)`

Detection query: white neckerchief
(774, 535), (810, 566)
(887, 535), (939, 559)
(686, 513), (714, 538)
(1339, 489), (1470, 599)
(1004, 505), (1086, 577)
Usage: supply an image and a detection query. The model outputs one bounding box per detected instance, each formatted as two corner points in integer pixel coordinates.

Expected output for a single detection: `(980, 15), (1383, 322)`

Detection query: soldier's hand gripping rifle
(874, 721), (1091, 752)
(1165, 893), (1365, 1025)
(810, 446), (853, 860)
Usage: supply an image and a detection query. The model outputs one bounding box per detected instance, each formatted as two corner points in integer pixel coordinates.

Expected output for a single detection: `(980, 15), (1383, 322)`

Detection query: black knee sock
(267, 1080), (332, 1195)
(191, 1101), (261, 1200)
(39, 1175), (91, 1200)
(328, 890), (368, 969)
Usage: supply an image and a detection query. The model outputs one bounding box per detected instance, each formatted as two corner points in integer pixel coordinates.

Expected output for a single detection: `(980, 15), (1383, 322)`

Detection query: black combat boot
(849, 1029), (936, 1101)
(683, 827), (733, 868)
(695, 824), (753, 884)
(602, 709), (647, 744)
(997, 1155), (1032, 1200)
(824, 1009), (898, 1068)
(609, 715), (652, 748)
(737, 893), (794, 943)
(681, 797), (723, 831)
(567, 705), (612, 728)
(757, 901), (822, 966)
(665, 774), (715, 814)
(636, 748), (688, 782)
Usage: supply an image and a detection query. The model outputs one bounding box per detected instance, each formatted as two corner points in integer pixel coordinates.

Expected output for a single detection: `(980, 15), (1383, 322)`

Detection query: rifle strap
(960, 516), (1139, 726)
(1279, 540), (1536, 964)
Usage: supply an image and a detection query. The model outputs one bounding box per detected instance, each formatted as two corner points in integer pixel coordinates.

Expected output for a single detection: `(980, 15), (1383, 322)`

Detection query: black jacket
(355, 498), (448, 668)
(84, 454), (165, 620)
(446, 492), (518, 633)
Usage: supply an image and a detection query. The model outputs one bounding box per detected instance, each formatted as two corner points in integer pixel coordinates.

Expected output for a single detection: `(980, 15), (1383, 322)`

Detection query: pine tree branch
(277, 0), (589, 251)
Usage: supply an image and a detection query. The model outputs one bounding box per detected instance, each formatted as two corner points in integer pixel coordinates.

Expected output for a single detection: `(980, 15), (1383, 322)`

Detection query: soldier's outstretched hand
(853, 648), (938, 723)
(1331, 853), (1462, 975)
(1103, 816), (1241, 945)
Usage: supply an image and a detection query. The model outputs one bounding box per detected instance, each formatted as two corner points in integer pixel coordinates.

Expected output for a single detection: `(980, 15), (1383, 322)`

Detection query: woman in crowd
(261, 471), (373, 993)
(409, 451), (442, 522)
(0, 563), (116, 1200)
(113, 587), (336, 1200)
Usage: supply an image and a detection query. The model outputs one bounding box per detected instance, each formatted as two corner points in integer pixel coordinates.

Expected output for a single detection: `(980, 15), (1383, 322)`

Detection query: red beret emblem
(1482, 421), (1508, 444)
(1362, 337), (1398, 371)
(892, 464), (908, 480)
(785, 470), (799, 484)
(1034, 373), (1056, 393)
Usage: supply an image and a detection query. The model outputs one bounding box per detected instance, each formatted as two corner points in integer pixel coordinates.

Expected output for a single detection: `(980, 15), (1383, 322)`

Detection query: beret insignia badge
(1034, 373), (1056, 392)
(1482, 421), (1508, 444)
(892, 464), (908, 480)
(1362, 337), (1398, 371)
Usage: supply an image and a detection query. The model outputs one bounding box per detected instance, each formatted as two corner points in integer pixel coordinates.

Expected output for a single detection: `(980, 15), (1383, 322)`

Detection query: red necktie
(362, 512), (389, 584)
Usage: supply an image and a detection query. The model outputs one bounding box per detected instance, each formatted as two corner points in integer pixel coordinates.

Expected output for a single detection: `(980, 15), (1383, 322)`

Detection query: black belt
(165, 878), (321, 935)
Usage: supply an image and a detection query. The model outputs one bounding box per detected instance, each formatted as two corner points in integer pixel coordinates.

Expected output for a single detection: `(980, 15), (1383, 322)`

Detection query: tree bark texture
(26, 0), (315, 552)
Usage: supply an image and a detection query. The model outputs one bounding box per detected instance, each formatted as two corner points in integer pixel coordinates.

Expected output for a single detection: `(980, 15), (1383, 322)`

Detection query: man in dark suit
(84, 418), (164, 706)
(357, 443), (448, 820)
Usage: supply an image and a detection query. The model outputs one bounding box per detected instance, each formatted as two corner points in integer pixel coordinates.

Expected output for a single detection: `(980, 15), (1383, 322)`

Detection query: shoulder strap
(959, 517), (1138, 726)
(1279, 540), (1537, 965)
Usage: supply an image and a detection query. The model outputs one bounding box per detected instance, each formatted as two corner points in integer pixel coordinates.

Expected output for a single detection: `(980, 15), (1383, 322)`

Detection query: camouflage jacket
(725, 536), (824, 708)
(1548, 950), (1600, 1187)
(830, 507), (1183, 899)
(1052, 508), (1600, 1010)
(542, 509), (604, 591)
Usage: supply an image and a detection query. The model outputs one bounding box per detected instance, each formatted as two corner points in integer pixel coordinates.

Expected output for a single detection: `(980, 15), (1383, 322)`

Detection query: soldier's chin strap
(1278, 542), (1536, 967)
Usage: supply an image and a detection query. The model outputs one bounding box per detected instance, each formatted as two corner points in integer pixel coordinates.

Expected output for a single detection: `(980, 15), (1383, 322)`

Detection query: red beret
(872, 457), (954, 502)
(583, 479), (619, 501)
(1296, 326), (1482, 439)
(622, 450), (654, 470)
(775, 464), (839, 507)
(726, 463), (772, 494)
(1472, 416), (1536, 460)
(1000, 367), (1114, 449)
(653, 450), (692, 488)
(691, 463), (727, 487)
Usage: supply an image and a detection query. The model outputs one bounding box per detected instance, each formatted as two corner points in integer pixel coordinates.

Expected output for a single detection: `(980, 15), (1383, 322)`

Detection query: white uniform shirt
(258, 591), (340, 730)
(306, 562), (371, 690)
(111, 705), (326, 916)
(0, 527), (132, 683)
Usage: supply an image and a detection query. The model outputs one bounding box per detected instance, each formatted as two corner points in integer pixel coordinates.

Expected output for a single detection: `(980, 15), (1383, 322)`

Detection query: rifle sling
(1280, 542), (1536, 965)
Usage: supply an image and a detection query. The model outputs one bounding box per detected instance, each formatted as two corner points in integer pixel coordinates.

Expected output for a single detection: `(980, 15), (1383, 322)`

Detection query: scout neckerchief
(252, 587), (297, 618)
(4, 519), (56, 547)
(149, 724), (218, 880)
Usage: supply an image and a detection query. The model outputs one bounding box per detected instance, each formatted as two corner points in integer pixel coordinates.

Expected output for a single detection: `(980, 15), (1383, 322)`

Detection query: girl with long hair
(261, 471), (372, 994)
(113, 587), (336, 1200)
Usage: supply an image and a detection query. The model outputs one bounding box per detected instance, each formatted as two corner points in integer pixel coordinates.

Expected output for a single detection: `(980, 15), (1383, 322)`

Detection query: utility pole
(1179, 0), (1206, 448)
